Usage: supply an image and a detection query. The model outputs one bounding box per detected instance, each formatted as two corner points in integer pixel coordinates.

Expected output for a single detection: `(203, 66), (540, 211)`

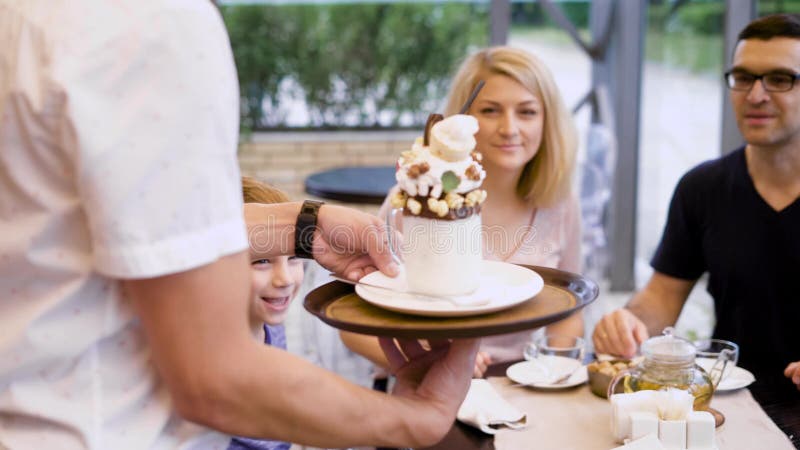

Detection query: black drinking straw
(459, 80), (486, 114)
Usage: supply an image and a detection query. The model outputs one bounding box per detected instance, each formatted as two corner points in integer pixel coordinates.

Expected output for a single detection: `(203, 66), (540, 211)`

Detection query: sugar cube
(686, 410), (716, 450)
(659, 419), (687, 450)
(630, 411), (659, 440)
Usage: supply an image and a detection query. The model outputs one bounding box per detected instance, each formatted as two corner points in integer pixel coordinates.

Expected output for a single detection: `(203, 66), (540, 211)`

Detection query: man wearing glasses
(592, 13), (800, 397)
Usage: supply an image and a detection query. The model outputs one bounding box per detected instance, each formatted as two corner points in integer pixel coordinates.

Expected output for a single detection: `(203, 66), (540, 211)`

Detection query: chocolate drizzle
(422, 113), (444, 146)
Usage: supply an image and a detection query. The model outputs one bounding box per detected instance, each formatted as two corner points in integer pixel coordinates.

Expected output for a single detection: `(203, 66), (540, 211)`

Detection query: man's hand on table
(592, 308), (649, 358)
(784, 361), (800, 391)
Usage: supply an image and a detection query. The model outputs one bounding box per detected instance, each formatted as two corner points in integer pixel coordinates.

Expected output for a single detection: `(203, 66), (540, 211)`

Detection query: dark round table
(304, 165), (396, 204)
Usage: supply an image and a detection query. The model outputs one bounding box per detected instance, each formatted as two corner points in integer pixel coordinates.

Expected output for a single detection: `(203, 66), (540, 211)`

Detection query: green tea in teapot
(608, 327), (729, 411)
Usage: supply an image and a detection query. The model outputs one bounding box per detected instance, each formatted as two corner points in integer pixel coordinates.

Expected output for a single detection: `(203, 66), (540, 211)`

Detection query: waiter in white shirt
(0, 1), (477, 449)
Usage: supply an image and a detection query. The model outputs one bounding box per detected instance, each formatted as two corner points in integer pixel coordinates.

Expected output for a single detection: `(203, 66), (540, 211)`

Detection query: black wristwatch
(295, 200), (324, 259)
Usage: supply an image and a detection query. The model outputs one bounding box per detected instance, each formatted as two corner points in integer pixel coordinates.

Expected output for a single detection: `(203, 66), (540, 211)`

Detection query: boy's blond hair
(242, 176), (290, 205)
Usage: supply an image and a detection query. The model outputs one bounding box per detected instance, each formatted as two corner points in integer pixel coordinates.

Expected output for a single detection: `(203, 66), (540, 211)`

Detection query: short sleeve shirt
(651, 148), (800, 378)
(0, 1), (247, 448)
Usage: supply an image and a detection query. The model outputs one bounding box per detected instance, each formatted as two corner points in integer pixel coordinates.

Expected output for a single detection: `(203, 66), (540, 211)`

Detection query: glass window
(507, 1), (592, 122)
(758, 0), (800, 15)
(219, 1), (489, 131)
(638, 1), (730, 337)
(637, 0), (725, 283)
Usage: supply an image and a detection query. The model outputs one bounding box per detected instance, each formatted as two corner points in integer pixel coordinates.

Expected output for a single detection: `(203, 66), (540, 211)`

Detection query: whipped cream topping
(396, 141), (484, 197)
(393, 114), (487, 218)
(429, 114), (479, 162)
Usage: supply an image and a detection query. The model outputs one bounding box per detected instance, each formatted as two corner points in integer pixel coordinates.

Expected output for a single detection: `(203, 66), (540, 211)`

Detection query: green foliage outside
(511, 1), (591, 29)
(645, 1), (800, 74)
(511, 1), (727, 76)
(221, 3), (488, 131)
(222, 0), (799, 131)
(759, 0), (800, 14)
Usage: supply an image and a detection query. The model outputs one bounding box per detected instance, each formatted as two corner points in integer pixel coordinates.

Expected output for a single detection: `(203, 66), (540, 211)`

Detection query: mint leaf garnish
(441, 171), (460, 193)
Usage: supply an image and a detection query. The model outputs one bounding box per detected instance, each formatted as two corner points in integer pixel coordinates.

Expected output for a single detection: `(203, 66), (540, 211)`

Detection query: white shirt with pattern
(0, 1), (247, 448)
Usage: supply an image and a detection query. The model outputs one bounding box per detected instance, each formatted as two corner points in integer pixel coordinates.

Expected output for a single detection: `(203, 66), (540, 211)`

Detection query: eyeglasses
(724, 70), (800, 92)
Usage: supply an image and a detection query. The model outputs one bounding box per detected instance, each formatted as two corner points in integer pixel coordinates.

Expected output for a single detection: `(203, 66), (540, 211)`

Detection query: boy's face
(249, 255), (304, 327)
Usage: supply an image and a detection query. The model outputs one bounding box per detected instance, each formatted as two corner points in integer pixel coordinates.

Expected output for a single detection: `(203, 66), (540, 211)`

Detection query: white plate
(506, 356), (589, 389)
(696, 358), (756, 391)
(355, 260), (544, 317)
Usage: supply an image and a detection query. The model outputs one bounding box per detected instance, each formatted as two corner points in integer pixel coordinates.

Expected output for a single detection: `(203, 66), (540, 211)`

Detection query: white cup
(386, 208), (482, 297)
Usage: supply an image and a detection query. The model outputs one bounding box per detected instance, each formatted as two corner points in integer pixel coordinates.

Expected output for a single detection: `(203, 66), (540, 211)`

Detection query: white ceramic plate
(506, 356), (589, 389)
(696, 357), (756, 391)
(355, 260), (544, 318)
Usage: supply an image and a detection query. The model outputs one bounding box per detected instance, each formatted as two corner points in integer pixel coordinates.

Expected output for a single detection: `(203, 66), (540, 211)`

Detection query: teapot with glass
(606, 327), (735, 410)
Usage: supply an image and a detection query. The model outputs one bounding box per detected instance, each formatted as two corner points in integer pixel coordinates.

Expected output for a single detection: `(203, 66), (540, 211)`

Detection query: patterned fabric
(227, 325), (290, 450)
(0, 1), (244, 448)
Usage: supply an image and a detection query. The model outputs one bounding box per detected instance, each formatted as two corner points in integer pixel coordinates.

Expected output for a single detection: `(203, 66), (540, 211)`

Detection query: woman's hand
(473, 351), (492, 378)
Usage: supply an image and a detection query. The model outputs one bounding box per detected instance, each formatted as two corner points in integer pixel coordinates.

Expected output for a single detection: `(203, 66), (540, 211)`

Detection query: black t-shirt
(651, 147), (800, 387)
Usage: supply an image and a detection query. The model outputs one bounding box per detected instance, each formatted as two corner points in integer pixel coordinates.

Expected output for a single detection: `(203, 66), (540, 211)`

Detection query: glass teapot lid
(641, 327), (696, 363)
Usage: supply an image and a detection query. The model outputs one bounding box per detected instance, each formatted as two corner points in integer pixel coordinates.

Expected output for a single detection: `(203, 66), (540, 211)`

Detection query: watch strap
(295, 200), (324, 259)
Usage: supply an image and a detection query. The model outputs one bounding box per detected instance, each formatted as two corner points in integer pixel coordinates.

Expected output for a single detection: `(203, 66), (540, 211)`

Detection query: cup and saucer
(695, 358), (755, 391)
(693, 338), (756, 392)
(506, 357), (589, 389)
(355, 260), (544, 318)
(506, 335), (589, 389)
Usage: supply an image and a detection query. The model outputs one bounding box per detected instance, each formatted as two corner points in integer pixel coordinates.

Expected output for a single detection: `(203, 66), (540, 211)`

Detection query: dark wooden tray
(304, 265), (598, 339)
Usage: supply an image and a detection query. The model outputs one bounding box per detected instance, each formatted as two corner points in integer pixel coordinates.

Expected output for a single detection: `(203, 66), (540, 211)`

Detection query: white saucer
(696, 358), (756, 391)
(506, 356), (588, 389)
(355, 260), (544, 317)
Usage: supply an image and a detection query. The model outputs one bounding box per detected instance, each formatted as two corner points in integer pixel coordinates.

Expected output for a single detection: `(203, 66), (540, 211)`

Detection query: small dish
(696, 358), (756, 391)
(506, 356), (588, 389)
(586, 359), (640, 398)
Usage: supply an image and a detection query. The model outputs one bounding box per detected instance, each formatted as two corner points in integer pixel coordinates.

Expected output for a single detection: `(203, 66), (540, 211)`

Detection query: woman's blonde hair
(242, 176), (290, 204)
(444, 46), (577, 208)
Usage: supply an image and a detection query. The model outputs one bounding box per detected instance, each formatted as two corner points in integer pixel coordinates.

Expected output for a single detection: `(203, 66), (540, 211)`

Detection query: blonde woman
(342, 46), (583, 375)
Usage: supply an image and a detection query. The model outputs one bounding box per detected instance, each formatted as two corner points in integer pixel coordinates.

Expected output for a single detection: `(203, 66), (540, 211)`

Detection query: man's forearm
(207, 345), (437, 448)
(244, 202), (302, 259)
(127, 251), (450, 449)
(624, 272), (695, 337)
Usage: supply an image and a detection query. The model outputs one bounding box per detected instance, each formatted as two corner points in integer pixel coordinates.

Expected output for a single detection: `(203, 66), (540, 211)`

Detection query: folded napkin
(457, 379), (527, 435)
